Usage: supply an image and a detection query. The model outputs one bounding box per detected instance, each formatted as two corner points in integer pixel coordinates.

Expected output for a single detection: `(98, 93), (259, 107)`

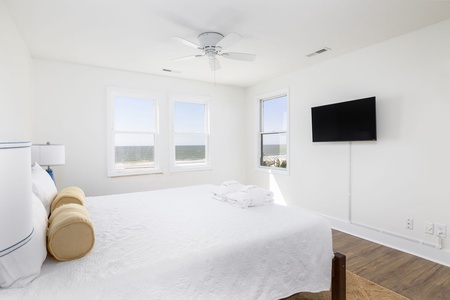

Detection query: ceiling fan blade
(171, 54), (203, 61)
(216, 32), (242, 49)
(220, 52), (256, 62)
(172, 36), (200, 49)
(209, 59), (221, 71)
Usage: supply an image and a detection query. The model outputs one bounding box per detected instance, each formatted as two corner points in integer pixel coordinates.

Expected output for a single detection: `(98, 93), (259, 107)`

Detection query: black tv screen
(311, 97), (377, 142)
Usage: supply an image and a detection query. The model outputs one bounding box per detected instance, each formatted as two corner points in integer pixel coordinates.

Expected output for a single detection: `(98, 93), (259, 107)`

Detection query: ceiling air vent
(162, 68), (180, 73)
(306, 47), (331, 57)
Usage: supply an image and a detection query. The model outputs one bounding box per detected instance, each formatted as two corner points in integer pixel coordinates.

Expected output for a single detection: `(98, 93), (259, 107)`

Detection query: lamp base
(46, 167), (55, 181)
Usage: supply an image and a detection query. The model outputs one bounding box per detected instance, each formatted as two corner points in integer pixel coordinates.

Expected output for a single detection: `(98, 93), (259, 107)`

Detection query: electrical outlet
(425, 222), (434, 235)
(406, 218), (414, 230)
(435, 223), (447, 238)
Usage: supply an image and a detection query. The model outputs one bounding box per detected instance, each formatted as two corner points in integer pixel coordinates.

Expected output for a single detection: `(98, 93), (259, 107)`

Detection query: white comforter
(0, 185), (333, 300)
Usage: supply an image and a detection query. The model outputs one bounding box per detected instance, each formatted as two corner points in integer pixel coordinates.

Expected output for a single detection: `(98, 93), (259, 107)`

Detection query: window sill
(256, 166), (290, 175)
(170, 164), (212, 173)
(107, 168), (163, 178)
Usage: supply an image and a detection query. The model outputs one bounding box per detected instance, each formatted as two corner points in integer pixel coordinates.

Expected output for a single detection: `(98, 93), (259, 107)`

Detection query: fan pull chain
(214, 59), (216, 87)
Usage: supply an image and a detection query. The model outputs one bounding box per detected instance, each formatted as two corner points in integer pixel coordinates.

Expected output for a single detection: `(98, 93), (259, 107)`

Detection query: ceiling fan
(171, 32), (256, 71)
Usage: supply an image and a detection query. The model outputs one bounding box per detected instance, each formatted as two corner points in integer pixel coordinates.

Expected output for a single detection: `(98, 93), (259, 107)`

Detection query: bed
(1, 184), (345, 300)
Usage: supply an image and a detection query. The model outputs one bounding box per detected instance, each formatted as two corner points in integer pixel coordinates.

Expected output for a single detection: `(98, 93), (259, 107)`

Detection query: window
(171, 95), (210, 171)
(258, 90), (289, 172)
(107, 87), (160, 177)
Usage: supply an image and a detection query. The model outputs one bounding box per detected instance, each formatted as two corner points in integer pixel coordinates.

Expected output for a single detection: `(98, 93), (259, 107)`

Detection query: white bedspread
(0, 185), (333, 300)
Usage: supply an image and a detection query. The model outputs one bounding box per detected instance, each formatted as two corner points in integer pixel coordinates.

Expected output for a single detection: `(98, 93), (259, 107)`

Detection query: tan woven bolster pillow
(47, 204), (95, 262)
(51, 186), (85, 214)
(49, 202), (89, 225)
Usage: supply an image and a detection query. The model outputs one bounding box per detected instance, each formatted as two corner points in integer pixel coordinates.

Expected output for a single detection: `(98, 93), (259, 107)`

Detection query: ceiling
(5, 0), (450, 87)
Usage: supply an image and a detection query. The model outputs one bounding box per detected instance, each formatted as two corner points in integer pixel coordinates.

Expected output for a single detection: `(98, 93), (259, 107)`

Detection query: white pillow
(0, 193), (48, 288)
(31, 162), (57, 216)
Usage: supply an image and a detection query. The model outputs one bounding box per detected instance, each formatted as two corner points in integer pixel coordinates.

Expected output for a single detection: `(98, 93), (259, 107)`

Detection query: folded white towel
(210, 181), (244, 197)
(226, 185), (274, 208)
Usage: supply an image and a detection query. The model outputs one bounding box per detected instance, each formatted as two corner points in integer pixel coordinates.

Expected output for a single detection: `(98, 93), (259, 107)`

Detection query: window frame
(107, 86), (161, 177)
(256, 89), (290, 175)
(169, 93), (211, 172)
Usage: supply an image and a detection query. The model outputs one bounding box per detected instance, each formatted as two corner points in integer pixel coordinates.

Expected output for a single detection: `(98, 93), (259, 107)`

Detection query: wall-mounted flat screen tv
(311, 97), (377, 142)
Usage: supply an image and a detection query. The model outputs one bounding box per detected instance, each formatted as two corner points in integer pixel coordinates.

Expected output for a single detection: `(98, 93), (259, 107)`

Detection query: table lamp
(31, 142), (65, 181)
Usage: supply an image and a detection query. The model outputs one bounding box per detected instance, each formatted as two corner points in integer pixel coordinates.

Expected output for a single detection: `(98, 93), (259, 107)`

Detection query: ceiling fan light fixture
(171, 31), (256, 71)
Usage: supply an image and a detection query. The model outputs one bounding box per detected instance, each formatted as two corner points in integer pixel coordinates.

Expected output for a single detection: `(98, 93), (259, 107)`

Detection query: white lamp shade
(31, 144), (65, 166)
(0, 141), (33, 255)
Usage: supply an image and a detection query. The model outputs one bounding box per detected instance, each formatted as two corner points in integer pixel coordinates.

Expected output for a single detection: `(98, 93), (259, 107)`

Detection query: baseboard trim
(327, 217), (450, 267)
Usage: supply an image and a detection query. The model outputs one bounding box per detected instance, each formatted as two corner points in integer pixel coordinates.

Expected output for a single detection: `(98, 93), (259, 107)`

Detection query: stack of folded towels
(211, 181), (274, 208)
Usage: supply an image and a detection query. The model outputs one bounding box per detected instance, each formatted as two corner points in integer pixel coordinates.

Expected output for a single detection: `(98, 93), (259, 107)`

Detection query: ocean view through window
(107, 87), (160, 176)
(258, 90), (289, 172)
(115, 145), (206, 165)
(107, 88), (211, 176)
(171, 95), (210, 171)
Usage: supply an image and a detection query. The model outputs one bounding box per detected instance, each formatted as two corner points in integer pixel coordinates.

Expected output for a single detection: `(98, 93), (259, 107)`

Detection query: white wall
(0, 0), (32, 140)
(32, 60), (246, 196)
(245, 20), (450, 266)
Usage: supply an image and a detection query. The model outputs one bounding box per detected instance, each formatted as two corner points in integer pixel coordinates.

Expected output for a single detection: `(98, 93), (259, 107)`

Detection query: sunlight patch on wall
(270, 174), (286, 206)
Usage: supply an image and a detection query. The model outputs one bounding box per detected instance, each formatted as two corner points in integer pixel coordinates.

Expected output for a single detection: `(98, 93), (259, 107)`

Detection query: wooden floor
(332, 230), (450, 300)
